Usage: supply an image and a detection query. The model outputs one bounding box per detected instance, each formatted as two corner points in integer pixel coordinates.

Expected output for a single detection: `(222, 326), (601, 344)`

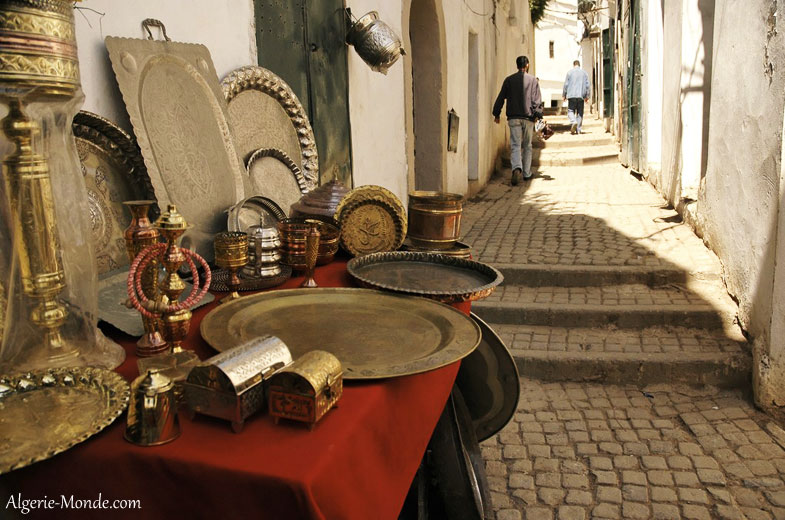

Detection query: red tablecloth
(1, 259), (467, 520)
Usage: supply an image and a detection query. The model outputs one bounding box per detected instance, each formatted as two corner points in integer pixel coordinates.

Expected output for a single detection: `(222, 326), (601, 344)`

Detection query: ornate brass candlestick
(300, 223), (320, 288)
(123, 200), (166, 357)
(0, 0), (124, 370)
(214, 231), (248, 303)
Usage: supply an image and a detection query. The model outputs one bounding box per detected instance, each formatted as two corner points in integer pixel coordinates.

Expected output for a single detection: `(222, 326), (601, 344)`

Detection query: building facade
(533, 0), (582, 109)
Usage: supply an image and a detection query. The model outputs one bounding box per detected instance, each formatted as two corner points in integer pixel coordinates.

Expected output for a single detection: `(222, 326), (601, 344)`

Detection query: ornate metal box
(183, 335), (292, 432)
(268, 350), (343, 429)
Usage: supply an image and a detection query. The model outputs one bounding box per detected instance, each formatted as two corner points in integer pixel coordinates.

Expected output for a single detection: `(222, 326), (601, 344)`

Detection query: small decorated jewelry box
(183, 335), (292, 432)
(268, 350), (343, 430)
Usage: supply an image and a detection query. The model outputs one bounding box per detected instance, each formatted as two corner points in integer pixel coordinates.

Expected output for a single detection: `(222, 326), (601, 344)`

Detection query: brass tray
(338, 199), (406, 256)
(227, 195), (286, 232)
(105, 36), (246, 262)
(200, 288), (481, 379)
(245, 148), (309, 216)
(210, 265), (292, 292)
(456, 313), (520, 441)
(347, 251), (503, 303)
(0, 367), (130, 474)
(221, 65), (318, 191)
(73, 111), (155, 274)
(336, 185), (407, 228)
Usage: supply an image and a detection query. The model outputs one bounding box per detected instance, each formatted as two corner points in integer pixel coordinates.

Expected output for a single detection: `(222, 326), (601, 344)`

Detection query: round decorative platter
(456, 313), (520, 441)
(0, 367), (130, 475)
(73, 111), (155, 274)
(200, 288), (482, 380)
(335, 185), (407, 256)
(346, 251), (504, 303)
(227, 195), (287, 232)
(221, 65), (319, 191)
(245, 147), (310, 215)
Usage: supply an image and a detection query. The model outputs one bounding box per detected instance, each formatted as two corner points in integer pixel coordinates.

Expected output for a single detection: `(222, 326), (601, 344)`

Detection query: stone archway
(403, 0), (448, 192)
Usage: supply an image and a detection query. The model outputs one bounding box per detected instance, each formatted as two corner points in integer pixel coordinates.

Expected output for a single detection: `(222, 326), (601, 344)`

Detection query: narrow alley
(464, 114), (785, 519)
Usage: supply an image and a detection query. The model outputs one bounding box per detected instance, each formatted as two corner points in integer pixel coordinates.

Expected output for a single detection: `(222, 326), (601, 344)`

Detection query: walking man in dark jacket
(493, 55), (542, 185)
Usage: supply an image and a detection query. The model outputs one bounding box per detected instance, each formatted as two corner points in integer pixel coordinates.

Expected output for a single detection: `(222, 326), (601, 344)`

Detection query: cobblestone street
(463, 115), (779, 519)
(483, 380), (785, 520)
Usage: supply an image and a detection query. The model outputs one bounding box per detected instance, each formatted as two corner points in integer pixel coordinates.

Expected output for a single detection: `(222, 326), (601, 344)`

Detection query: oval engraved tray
(0, 367), (130, 474)
(347, 251), (504, 303)
(200, 288), (481, 379)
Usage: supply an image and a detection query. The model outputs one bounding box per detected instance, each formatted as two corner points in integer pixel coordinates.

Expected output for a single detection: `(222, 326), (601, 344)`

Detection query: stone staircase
(467, 122), (751, 389)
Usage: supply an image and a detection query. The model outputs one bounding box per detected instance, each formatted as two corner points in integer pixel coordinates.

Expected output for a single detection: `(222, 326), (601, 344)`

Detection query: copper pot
(407, 191), (464, 250)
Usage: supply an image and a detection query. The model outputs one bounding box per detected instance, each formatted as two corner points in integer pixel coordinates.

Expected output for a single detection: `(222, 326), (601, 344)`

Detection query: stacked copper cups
(278, 217), (341, 269)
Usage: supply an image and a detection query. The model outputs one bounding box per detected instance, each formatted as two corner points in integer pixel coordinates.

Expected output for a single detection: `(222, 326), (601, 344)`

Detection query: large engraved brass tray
(0, 367), (130, 474)
(347, 251), (504, 303)
(200, 288), (482, 379)
(105, 36), (246, 262)
(74, 111), (155, 274)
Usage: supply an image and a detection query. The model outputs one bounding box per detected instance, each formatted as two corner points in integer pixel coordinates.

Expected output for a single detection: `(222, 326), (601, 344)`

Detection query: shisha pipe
(126, 205), (211, 353)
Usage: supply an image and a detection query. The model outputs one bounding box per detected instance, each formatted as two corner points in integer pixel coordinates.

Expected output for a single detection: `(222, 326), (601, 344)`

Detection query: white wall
(534, 0), (581, 108)
(73, 0), (257, 133)
(641, 0), (663, 177)
(345, 1), (408, 201)
(347, 0), (533, 201)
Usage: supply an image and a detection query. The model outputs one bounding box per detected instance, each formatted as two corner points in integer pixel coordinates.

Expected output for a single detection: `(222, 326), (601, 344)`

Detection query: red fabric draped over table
(1, 259), (469, 520)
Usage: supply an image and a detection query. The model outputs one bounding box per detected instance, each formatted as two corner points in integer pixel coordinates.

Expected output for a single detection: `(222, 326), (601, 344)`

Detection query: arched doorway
(405, 0), (447, 192)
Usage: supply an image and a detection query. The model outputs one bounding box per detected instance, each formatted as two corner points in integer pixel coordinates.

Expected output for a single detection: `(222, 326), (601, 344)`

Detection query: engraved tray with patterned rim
(200, 288), (482, 379)
(0, 367), (130, 475)
(221, 65), (319, 191)
(338, 198), (406, 256)
(347, 251), (504, 303)
(73, 111), (156, 274)
(105, 36), (246, 263)
(245, 147), (309, 215)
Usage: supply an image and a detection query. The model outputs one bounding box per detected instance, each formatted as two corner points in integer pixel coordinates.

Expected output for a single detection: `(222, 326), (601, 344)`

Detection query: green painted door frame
(602, 22), (614, 118)
(625, 0), (642, 171)
(254, 0), (353, 186)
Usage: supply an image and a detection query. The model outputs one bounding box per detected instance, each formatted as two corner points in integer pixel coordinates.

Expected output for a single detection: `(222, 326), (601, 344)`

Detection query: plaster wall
(640, 0), (663, 178)
(534, 0), (581, 108)
(658, 0), (683, 204)
(346, 0), (408, 201)
(348, 0), (532, 201)
(698, 0), (785, 405)
(73, 0), (257, 134)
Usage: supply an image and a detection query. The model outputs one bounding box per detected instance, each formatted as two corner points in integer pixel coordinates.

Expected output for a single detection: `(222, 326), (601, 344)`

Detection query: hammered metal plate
(347, 251), (503, 303)
(227, 195), (286, 232)
(245, 148), (309, 216)
(0, 367), (130, 475)
(221, 65), (318, 191)
(105, 37), (246, 262)
(339, 199), (406, 256)
(456, 313), (520, 441)
(200, 288), (481, 379)
(73, 111), (155, 274)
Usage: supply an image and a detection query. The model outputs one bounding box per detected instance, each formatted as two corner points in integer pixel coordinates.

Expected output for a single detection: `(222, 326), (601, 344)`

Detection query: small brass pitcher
(124, 370), (181, 446)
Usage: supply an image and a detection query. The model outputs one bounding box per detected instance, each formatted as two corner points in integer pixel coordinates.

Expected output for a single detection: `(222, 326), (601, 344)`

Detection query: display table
(1, 259), (467, 520)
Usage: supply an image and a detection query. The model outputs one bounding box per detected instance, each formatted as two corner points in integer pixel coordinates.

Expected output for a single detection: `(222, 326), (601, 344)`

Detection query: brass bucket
(407, 191), (464, 250)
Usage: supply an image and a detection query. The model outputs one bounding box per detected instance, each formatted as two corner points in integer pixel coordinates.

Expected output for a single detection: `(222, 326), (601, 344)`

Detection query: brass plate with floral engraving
(221, 65), (318, 191)
(73, 111), (155, 274)
(0, 367), (129, 474)
(105, 37), (245, 262)
(335, 185), (407, 256)
(200, 288), (481, 380)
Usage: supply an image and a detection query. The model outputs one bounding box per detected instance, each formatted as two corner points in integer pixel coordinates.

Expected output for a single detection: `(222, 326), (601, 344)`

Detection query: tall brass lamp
(0, 0), (124, 371)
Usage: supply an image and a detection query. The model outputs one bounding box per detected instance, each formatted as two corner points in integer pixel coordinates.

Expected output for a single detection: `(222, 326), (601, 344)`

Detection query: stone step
(489, 323), (751, 387)
(533, 133), (615, 149)
(473, 283), (739, 331)
(532, 145), (619, 167)
(491, 263), (719, 287)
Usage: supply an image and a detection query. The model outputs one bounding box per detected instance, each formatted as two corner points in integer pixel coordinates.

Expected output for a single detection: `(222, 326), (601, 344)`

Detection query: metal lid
(290, 180), (350, 217)
(155, 204), (189, 231)
(132, 370), (174, 397)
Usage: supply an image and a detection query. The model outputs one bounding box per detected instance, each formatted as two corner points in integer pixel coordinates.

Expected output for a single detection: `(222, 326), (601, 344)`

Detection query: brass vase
(123, 200), (166, 358)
